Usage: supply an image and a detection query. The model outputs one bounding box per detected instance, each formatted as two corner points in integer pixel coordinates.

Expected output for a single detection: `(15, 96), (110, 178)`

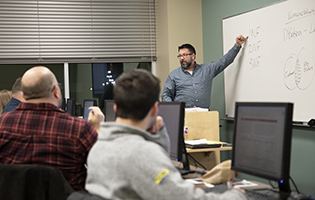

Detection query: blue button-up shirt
(1, 97), (21, 114)
(161, 44), (241, 108)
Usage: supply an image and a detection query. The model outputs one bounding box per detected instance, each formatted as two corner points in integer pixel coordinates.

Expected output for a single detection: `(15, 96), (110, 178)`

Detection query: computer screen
(104, 100), (116, 122)
(158, 102), (189, 170)
(60, 98), (66, 110)
(66, 99), (76, 116)
(83, 99), (97, 120)
(231, 102), (293, 194)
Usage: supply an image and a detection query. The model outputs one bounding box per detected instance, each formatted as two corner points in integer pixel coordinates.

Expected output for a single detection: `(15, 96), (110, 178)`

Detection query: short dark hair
(114, 69), (160, 121)
(178, 43), (196, 55)
(11, 77), (22, 94)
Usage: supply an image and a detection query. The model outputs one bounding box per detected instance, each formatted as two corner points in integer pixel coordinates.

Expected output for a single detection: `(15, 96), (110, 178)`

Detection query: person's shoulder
(197, 62), (213, 70)
(169, 66), (182, 74)
(130, 137), (168, 159)
(0, 106), (21, 118)
(120, 137), (173, 171)
(168, 67), (185, 78)
(10, 97), (21, 103)
(0, 111), (11, 118)
(57, 111), (95, 131)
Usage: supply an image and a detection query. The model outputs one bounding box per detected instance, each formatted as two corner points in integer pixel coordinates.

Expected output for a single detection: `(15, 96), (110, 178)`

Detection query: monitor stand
(237, 180), (291, 199)
(178, 146), (196, 175)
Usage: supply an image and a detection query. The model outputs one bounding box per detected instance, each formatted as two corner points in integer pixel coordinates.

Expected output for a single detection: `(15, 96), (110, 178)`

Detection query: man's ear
(150, 101), (159, 117)
(53, 85), (60, 99)
(113, 104), (117, 112)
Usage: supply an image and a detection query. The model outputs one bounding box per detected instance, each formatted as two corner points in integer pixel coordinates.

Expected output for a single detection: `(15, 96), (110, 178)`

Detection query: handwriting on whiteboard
(284, 48), (315, 90)
(248, 26), (261, 70)
(283, 8), (315, 90)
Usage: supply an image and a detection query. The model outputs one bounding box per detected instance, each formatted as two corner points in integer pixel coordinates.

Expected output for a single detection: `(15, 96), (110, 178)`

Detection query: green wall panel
(202, 0), (315, 197)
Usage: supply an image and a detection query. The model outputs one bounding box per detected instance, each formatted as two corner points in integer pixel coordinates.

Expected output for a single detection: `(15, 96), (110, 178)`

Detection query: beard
(181, 60), (193, 69)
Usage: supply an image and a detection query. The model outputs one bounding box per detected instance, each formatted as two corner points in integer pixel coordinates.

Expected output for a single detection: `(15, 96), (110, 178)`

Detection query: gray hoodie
(85, 122), (247, 200)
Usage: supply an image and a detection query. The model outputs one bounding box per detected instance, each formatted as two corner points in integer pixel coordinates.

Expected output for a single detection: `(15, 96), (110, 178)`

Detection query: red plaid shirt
(0, 102), (98, 191)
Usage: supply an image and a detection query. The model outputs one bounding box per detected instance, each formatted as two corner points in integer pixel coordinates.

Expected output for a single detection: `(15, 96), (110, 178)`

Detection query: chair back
(67, 191), (109, 200)
(0, 164), (74, 200)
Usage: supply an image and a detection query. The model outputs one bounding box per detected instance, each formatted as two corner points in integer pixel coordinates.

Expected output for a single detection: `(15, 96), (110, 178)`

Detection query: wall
(202, 0), (315, 197)
(155, 0), (203, 98)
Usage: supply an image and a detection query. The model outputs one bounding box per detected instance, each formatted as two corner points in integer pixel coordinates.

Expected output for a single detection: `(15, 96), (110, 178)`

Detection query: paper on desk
(185, 107), (209, 112)
(233, 180), (258, 187)
(185, 139), (221, 145)
(185, 178), (214, 188)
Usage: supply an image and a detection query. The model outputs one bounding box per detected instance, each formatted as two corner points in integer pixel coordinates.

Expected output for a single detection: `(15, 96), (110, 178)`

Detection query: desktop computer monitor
(66, 99), (76, 116)
(231, 102), (293, 194)
(104, 100), (116, 122)
(60, 98), (66, 110)
(158, 102), (190, 171)
(83, 99), (97, 120)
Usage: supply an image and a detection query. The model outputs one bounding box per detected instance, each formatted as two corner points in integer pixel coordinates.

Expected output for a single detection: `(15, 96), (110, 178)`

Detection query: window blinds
(0, 0), (156, 64)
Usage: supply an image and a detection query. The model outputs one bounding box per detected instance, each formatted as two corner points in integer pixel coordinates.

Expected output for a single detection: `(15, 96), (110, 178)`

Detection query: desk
(175, 162), (309, 200)
(174, 161), (273, 195)
(186, 146), (233, 169)
(184, 111), (232, 169)
(186, 146), (232, 153)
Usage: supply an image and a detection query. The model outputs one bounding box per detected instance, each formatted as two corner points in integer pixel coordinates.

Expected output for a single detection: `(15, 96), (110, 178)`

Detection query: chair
(67, 191), (108, 200)
(0, 164), (74, 200)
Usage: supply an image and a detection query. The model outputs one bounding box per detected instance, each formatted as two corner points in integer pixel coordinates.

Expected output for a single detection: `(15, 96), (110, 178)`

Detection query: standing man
(85, 69), (246, 200)
(0, 66), (104, 191)
(161, 35), (248, 108)
(2, 77), (25, 114)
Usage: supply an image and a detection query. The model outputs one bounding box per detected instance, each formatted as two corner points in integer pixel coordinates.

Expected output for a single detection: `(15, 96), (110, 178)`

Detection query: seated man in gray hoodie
(85, 69), (247, 200)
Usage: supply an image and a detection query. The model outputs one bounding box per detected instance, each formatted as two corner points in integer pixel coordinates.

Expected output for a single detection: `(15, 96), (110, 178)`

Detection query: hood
(98, 122), (170, 154)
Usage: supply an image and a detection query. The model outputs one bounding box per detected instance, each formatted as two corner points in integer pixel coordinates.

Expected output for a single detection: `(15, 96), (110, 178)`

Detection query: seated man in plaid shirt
(0, 66), (104, 191)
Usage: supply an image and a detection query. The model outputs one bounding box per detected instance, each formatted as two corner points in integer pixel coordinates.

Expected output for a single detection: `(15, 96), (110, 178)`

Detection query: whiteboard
(223, 0), (315, 122)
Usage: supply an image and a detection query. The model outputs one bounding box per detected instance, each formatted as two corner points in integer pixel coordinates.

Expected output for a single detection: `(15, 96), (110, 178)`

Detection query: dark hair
(114, 69), (160, 121)
(178, 43), (196, 55)
(11, 77), (22, 94)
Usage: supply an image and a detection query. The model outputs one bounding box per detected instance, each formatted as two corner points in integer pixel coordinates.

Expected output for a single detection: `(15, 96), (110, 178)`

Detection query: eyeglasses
(177, 53), (193, 59)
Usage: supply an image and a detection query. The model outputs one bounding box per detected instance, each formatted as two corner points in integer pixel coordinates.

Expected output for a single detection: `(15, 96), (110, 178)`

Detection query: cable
(268, 176), (300, 195)
(187, 153), (207, 170)
(268, 180), (278, 189)
(187, 153), (201, 168)
(289, 176), (300, 194)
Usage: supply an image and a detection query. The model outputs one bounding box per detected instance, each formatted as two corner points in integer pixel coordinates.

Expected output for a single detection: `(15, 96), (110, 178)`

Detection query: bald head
(21, 66), (59, 102)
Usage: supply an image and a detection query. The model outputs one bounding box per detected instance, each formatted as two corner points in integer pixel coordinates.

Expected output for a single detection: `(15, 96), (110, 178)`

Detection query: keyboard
(204, 184), (280, 200)
(204, 184), (228, 193)
(245, 189), (279, 200)
(185, 143), (221, 149)
(222, 143), (233, 147)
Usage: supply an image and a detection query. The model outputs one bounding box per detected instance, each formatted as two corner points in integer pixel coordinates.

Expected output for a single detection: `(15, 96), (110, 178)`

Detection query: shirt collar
(16, 102), (64, 113)
(181, 62), (199, 74)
